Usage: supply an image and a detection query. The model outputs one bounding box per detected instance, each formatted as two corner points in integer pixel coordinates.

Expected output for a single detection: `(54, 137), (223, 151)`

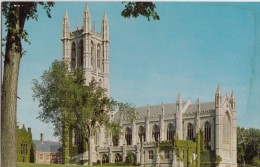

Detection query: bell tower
(62, 3), (110, 96)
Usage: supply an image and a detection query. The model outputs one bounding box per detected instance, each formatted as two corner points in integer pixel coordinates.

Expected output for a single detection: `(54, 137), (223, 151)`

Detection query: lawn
(17, 162), (134, 167)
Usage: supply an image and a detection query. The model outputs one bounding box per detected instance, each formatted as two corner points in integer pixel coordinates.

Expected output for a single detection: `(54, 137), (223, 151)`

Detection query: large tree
(32, 60), (134, 165)
(1, 2), (54, 167)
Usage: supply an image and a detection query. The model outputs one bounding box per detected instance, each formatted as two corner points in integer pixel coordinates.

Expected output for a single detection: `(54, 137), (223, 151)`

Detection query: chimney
(40, 133), (44, 144)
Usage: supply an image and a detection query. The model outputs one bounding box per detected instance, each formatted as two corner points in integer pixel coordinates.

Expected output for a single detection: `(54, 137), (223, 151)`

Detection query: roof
(33, 140), (61, 153)
(114, 101), (215, 121)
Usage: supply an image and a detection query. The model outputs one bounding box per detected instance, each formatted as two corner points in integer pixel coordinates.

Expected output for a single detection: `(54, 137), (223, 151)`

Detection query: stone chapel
(62, 4), (237, 167)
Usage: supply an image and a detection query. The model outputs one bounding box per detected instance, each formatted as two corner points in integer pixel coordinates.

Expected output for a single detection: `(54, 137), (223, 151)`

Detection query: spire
(177, 93), (183, 111)
(226, 91), (229, 100)
(83, 2), (91, 33)
(196, 98), (200, 112)
(161, 102), (165, 116)
(64, 9), (69, 19)
(215, 84), (222, 108)
(177, 93), (182, 103)
(230, 90), (236, 111)
(84, 3), (90, 16)
(147, 105), (150, 117)
(103, 12), (108, 21)
(63, 10), (70, 39)
(231, 90), (235, 99)
(102, 11), (109, 41)
(216, 84), (222, 95)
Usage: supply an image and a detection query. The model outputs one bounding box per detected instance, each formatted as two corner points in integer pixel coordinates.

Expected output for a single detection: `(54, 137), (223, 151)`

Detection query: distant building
(17, 125), (35, 163)
(33, 133), (62, 164)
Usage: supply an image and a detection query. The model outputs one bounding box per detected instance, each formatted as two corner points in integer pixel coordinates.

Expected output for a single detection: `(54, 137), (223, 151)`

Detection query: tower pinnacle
(83, 3), (91, 33)
(62, 10), (70, 39)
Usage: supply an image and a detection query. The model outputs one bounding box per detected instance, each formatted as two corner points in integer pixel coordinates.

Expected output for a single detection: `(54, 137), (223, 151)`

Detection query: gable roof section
(33, 140), (61, 153)
(113, 101), (215, 121)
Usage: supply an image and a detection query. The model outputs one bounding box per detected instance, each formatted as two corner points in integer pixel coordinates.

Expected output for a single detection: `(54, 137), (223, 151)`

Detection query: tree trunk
(1, 2), (27, 167)
(62, 118), (70, 164)
(1, 4), (27, 167)
(88, 135), (94, 166)
(1, 35), (21, 167)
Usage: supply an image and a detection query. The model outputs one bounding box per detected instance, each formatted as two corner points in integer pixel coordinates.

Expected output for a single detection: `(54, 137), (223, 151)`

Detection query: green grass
(17, 162), (134, 167)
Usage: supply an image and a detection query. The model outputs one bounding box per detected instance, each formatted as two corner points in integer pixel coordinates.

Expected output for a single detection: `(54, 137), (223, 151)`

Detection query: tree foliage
(32, 60), (135, 165)
(237, 127), (260, 166)
(121, 2), (160, 21)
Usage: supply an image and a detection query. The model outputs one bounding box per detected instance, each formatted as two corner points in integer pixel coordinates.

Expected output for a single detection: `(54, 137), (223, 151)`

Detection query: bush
(125, 152), (136, 165)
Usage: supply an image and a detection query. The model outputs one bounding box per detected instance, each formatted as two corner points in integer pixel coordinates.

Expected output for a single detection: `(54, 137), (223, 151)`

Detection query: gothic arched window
(91, 41), (94, 67)
(97, 44), (101, 69)
(167, 123), (175, 140)
(102, 154), (109, 164)
(152, 124), (160, 142)
(71, 42), (76, 69)
(74, 128), (82, 146)
(20, 143), (27, 155)
(125, 127), (132, 145)
(138, 126), (145, 145)
(112, 135), (119, 146)
(187, 123), (194, 141)
(115, 153), (122, 163)
(79, 40), (83, 67)
(204, 121), (211, 150)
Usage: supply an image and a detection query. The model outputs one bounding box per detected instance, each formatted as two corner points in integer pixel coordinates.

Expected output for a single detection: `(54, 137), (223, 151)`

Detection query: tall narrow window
(79, 40), (83, 67)
(164, 149), (170, 159)
(74, 128), (82, 146)
(102, 154), (109, 164)
(115, 153), (122, 163)
(187, 123), (194, 141)
(167, 123), (175, 140)
(125, 127), (132, 145)
(148, 150), (154, 159)
(97, 45), (101, 69)
(138, 126), (145, 145)
(71, 42), (76, 69)
(112, 135), (119, 146)
(91, 41), (94, 67)
(152, 124), (160, 142)
(204, 121), (211, 150)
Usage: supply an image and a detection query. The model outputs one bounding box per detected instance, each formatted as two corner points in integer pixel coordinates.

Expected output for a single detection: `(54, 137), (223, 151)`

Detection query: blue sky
(2, 2), (260, 141)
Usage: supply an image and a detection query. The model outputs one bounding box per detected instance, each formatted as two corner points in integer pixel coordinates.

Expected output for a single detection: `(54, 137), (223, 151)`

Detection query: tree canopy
(32, 60), (135, 165)
(237, 127), (260, 166)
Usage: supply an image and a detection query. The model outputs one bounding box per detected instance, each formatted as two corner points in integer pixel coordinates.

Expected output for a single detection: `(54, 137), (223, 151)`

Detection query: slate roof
(33, 140), (61, 153)
(185, 102), (215, 113)
(113, 101), (215, 121)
